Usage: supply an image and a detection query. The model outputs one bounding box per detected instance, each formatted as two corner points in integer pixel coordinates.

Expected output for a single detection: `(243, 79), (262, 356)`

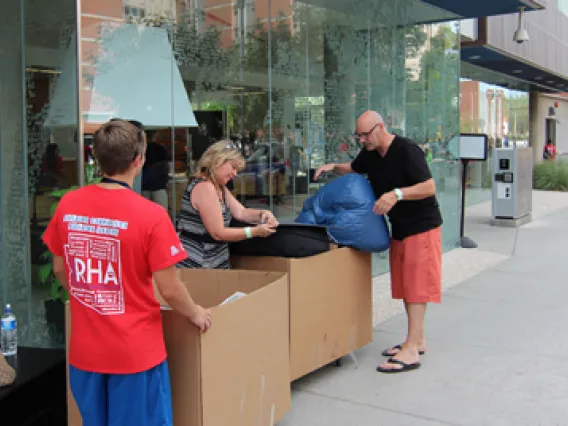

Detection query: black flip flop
(381, 344), (425, 357)
(376, 358), (421, 374)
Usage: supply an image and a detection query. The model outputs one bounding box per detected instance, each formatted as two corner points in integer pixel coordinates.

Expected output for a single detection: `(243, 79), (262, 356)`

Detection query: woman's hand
(252, 223), (277, 238)
(260, 210), (279, 227)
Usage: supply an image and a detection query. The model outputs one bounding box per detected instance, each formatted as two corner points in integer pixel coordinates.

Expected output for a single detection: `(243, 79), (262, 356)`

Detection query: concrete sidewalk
(280, 190), (568, 426)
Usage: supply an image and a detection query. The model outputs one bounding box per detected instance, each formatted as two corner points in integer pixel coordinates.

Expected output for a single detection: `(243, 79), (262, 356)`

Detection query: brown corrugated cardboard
(232, 247), (373, 381)
(163, 269), (291, 426)
(66, 269), (291, 426)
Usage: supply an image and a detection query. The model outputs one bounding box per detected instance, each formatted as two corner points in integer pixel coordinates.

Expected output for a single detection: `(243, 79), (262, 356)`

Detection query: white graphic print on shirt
(62, 215), (128, 315)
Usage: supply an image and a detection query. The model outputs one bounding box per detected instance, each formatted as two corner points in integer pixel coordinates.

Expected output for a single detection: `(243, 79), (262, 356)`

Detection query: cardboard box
(232, 247), (373, 381)
(66, 269), (291, 426)
(161, 269), (291, 426)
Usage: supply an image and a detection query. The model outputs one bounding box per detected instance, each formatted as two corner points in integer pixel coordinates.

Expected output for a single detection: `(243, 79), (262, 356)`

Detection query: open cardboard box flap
(154, 269), (286, 308)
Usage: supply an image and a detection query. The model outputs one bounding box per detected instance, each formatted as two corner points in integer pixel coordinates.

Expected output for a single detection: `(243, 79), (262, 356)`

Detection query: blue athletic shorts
(69, 360), (173, 426)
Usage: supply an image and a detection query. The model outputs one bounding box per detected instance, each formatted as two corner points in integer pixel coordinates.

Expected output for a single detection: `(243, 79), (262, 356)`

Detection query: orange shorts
(389, 227), (442, 303)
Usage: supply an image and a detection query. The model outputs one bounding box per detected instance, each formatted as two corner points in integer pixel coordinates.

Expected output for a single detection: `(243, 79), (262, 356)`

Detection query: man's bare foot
(376, 347), (421, 373)
(381, 343), (426, 357)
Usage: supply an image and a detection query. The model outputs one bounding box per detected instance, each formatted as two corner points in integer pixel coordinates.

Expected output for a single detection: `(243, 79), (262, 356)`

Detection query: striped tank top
(177, 178), (231, 269)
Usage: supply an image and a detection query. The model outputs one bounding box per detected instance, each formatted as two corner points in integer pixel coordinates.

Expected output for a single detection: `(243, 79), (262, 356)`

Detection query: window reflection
(77, 0), (461, 277)
(0, 0), (465, 349)
(0, 1), (466, 351)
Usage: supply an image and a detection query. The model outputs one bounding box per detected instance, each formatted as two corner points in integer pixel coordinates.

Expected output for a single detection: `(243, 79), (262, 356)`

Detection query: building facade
(0, 0), (542, 351)
(461, 0), (568, 161)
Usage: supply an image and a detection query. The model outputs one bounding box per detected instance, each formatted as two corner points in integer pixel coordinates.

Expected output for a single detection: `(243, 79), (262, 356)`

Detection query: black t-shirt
(142, 142), (169, 191)
(351, 135), (442, 241)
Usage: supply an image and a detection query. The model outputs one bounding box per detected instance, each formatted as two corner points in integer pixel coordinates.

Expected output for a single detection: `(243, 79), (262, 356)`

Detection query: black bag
(229, 219), (331, 258)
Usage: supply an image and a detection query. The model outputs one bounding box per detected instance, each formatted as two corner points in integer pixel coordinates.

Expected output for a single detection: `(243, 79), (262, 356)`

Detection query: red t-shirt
(545, 144), (557, 160)
(42, 184), (187, 374)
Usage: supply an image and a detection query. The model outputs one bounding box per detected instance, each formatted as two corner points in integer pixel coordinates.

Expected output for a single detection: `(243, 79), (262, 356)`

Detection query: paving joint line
(441, 293), (561, 308)
(289, 388), (460, 426)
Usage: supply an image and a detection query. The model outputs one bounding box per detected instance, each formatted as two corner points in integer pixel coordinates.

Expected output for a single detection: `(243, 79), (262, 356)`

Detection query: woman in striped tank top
(177, 140), (278, 269)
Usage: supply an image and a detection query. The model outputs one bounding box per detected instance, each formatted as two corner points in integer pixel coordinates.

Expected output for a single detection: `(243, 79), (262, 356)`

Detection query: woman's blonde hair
(194, 140), (245, 186)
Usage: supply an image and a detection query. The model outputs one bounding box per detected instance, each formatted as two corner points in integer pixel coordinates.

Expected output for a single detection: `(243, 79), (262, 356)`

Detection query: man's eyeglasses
(354, 122), (380, 139)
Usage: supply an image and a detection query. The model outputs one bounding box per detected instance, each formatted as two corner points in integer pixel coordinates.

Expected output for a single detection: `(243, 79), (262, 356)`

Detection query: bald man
(314, 110), (442, 374)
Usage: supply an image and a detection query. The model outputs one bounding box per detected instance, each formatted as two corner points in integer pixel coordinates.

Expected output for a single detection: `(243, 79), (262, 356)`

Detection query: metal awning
(461, 45), (568, 93)
(296, 0), (543, 27)
(421, 0), (544, 19)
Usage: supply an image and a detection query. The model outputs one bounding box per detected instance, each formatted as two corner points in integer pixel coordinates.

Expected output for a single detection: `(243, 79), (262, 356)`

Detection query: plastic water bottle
(1, 304), (17, 356)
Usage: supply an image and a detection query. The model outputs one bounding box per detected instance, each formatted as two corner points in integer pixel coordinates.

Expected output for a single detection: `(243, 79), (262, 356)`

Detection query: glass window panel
(0, 0), (79, 348)
(406, 22), (461, 254)
(171, 0), (461, 276)
(82, 1), (182, 220)
(8, 0), (465, 319)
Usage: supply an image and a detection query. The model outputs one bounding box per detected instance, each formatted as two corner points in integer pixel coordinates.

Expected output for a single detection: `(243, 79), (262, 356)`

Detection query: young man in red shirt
(43, 119), (212, 426)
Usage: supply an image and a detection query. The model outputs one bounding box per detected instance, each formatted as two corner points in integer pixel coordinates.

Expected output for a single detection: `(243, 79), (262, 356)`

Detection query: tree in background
(406, 23), (460, 145)
(504, 92), (530, 140)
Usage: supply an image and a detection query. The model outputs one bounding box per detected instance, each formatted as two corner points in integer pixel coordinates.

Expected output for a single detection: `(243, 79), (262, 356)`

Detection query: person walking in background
(544, 139), (557, 161)
(177, 140), (278, 270)
(314, 110), (443, 374)
(43, 119), (212, 426)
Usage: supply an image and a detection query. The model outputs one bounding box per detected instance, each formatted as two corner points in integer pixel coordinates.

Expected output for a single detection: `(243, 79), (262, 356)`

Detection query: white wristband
(394, 188), (403, 201)
(244, 227), (253, 239)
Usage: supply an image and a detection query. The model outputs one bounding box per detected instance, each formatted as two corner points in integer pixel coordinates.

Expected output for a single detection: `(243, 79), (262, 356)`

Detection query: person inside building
(40, 143), (66, 188)
(314, 110), (443, 374)
(142, 132), (170, 211)
(42, 118), (212, 426)
(177, 140), (278, 269)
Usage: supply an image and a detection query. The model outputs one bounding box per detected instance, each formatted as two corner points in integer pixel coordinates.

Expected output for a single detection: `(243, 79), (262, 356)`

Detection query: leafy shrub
(533, 160), (568, 191)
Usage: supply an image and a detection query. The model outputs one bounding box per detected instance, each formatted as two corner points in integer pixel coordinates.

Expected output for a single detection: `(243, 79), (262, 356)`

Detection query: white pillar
(529, 91), (545, 164)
